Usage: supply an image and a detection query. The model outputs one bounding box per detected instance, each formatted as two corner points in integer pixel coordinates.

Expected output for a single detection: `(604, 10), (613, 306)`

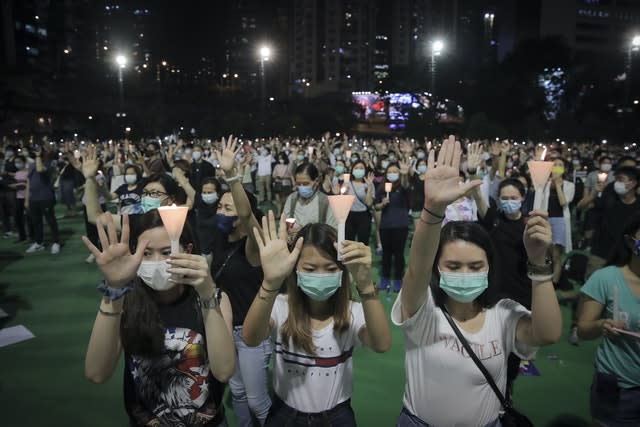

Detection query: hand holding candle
(598, 172), (608, 183)
(527, 147), (553, 211)
(385, 182), (392, 199)
(328, 187), (355, 261)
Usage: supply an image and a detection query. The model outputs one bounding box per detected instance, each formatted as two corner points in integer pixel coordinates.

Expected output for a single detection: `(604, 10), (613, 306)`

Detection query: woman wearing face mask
(282, 163), (338, 237)
(83, 211), (235, 426)
(211, 137), (273, 427)
(408, 158), (428, 233)
(83, 145), (185, 237)
(195, 177), (221, 261)
(538, 158), (575, 285)
(110, 164), (144, 215)
(243, 214), (391, 427)
(577, 212), (640, 427)
(393, 137), (561, 427)
(272, 152), (293, 217)
(374, 161), (411, 293)
(344, 161), (375, 245)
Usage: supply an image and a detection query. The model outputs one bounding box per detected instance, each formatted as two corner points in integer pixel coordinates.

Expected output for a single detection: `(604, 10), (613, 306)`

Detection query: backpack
(288, 192), (329, 224)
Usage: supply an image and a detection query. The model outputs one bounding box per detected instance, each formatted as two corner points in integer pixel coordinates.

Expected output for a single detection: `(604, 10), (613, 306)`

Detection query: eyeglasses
(142, 190), (168, 198)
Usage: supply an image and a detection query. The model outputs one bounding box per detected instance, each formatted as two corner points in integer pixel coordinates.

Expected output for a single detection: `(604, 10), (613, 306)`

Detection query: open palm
(82, 214), (147, 288)
(252, 211), (304, 290)
(214, 135), (241, 174)
(82, 145), (100, 179)
(424, 136), (482, 212)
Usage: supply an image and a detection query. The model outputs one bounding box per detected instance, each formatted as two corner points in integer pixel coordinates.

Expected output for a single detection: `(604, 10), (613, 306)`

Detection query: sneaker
(51, 243), (61, 254)
(85, 254), (95, 264)
(377, 277), (390, 291)
(568, 326), (579, 346)
(3, 231), (17, 239)
(26, 243), (45, 253)
(392, 279), (403, 293)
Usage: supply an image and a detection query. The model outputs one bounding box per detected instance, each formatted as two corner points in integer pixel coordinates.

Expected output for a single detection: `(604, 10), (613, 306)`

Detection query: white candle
(598, 172), (608, 183)
(385, 182), (392, 199)
(527, 160), (553, 211)
(157, 204), (189, 254)
(345, 150), (352, 159)
(343, 173), (351, 183)
(328, 188), (355, 261)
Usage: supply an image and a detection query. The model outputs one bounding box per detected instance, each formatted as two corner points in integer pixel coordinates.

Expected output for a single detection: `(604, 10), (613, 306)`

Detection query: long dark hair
(607, 212), (640, 267)
(121, 210), (197, 357)
(430, 221), (499, 309)
(282, 223), (352, 355)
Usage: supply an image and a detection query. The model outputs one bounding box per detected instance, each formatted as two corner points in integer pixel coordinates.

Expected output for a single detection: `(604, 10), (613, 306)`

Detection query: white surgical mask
(125, 174), (137, 185)
(137, 260), (174, 291)
(614, 181), (629, 196)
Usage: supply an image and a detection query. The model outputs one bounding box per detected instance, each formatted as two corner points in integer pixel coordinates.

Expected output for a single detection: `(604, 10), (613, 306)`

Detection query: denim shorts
(591, 372), (640, 427)
(265, 395), (356, 427)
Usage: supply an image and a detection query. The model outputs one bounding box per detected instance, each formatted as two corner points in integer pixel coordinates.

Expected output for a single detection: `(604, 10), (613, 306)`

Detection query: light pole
(259, 45), (271, 124)
(627, 35), (640, 105)
(430, 40), (444, 95)
(115, 54), (127, 112)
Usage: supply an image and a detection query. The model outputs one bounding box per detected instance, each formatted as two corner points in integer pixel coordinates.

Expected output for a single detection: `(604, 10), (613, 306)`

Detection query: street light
(115, 54), (128, 112)
(258, 45), (272, 126)
(626, 35), (640, 104)
(430, 40), (444, 95)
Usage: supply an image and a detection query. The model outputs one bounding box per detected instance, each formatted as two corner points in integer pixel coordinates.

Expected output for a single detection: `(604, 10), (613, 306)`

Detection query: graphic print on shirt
(129, 327), (213, 424)
(275, 342), (354, 372)
(439, 335), (503, 361)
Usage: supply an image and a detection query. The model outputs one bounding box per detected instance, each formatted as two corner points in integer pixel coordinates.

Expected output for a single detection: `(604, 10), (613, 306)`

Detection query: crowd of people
(0, 132), (639, 426)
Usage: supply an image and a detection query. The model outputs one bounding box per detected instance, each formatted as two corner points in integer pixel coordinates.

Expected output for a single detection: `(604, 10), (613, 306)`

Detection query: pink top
(14, 170), (28, 199)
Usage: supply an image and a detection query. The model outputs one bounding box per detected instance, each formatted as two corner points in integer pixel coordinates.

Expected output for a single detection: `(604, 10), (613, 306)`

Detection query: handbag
(441, 306), (534, 427)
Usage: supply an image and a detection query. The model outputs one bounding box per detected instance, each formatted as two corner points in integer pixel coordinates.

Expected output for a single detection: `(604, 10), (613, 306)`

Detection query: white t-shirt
(391, 288), (537, 427)
(270, 295), (366, 413)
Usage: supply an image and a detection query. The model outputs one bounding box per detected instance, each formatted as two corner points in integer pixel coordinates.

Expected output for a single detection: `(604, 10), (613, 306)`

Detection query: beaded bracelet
(97, 280), (134, 301)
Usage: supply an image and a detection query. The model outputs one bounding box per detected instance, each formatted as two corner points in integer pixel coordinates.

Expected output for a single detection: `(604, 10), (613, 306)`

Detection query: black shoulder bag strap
(213, 241), (242, 282)
(440, 305), (511, 411)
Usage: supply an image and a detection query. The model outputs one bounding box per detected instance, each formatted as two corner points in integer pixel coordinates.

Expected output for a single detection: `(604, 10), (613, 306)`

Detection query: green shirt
(581, 266), (640, 388)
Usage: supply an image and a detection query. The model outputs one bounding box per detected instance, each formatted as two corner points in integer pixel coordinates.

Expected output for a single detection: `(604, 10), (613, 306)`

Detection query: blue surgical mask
(296, 271), (343, 301)
(417, 151), (426, 159)
(381, 160), (390, 169)
(352, 169), (365, 179)
(439, 269), (489, 303)
(297, 185), (315, 199)
(141, 196), (162, 213)
(216, 213), (238, 235)
(297, 154), (305, 161)
(387, 173), (400, 182)
(500, 199), (522, 215)
(417, 165), (427, 174)
(15, 162), (25, 170)
(335, 165), (345, 175)
(202, 193), (219, 205)
(192, 151), (202, 161)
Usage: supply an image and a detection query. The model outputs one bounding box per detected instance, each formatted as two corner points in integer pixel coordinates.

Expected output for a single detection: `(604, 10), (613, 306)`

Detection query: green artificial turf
(0, 213), (597, 426)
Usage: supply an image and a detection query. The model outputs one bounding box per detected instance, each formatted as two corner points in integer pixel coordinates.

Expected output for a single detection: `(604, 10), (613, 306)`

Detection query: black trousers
(380, 227), (408, 280)
(30, 199), (59, 244)
(345, 210), (371, 245)
(0, 190), (16, 233)
(15, 198), (32, 240)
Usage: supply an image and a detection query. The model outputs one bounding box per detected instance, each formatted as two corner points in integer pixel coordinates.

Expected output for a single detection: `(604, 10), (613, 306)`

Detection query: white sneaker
(568, 326), (580, 346)
(26, 243), (45, 253)
(51, 243), (61, 254)
(85, 254), (95, 263)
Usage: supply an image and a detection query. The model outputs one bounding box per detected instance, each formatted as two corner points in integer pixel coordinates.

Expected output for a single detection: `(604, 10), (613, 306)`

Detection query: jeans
(591, 372), (640, 426)
(30, 199), (59, 245)
(396, 407), (501, 427)
(229, 326), (272, 427)
(265, 395), (356, 427)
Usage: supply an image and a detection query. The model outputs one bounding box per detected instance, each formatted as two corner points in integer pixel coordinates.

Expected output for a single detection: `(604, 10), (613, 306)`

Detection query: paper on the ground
(612, 328), (640, 339)
(0, 308), (8, 318)
(0, 325), (35, 348)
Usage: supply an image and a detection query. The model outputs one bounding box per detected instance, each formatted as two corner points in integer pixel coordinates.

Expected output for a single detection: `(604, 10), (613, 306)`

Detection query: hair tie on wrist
(423, 206), (445, 219)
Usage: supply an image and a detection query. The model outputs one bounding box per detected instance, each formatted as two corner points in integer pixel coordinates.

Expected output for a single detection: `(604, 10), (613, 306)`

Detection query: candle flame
(341, 186), (346, 195)
(541, 147), (547, 161)
(171, 203), (177, 207)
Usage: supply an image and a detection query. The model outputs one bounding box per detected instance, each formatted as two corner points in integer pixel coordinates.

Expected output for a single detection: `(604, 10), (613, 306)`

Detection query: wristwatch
(527, 257), (553, 276)
(201, 288), (222, 309)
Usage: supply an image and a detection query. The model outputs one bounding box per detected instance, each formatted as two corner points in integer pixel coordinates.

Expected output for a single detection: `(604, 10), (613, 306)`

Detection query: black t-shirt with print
(115, 182), (144, 214)
(123, 287), (225, 426)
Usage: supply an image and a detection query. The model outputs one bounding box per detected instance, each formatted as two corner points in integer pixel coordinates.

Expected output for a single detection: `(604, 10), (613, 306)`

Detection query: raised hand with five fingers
(214, 134), (242, 177)
(82, 213), (148, 288)
(423, 135), (483, 216)
(466, 142), (483, 173)
(252, 211), (304, 291)
(82, 145), (100, 179)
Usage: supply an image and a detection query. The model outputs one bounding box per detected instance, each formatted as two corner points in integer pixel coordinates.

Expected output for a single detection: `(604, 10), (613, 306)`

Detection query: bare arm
(84, 297), (124, 383)
(577, 295), (626, 340)
(201, 291), (236, 382)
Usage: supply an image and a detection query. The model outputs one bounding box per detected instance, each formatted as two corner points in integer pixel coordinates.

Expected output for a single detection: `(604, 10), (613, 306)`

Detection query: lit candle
(527, 159), (553, 211)
(328, 187), (355, 261)
(285, 217), (296, 231)
(307, 146), (314, 156)
(598, 172), (608, 183)
(385, 182), (392, 199)
(345, 150), (352, 160)
(343, 173), (351, 183)
(157, 204), (189, 254)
